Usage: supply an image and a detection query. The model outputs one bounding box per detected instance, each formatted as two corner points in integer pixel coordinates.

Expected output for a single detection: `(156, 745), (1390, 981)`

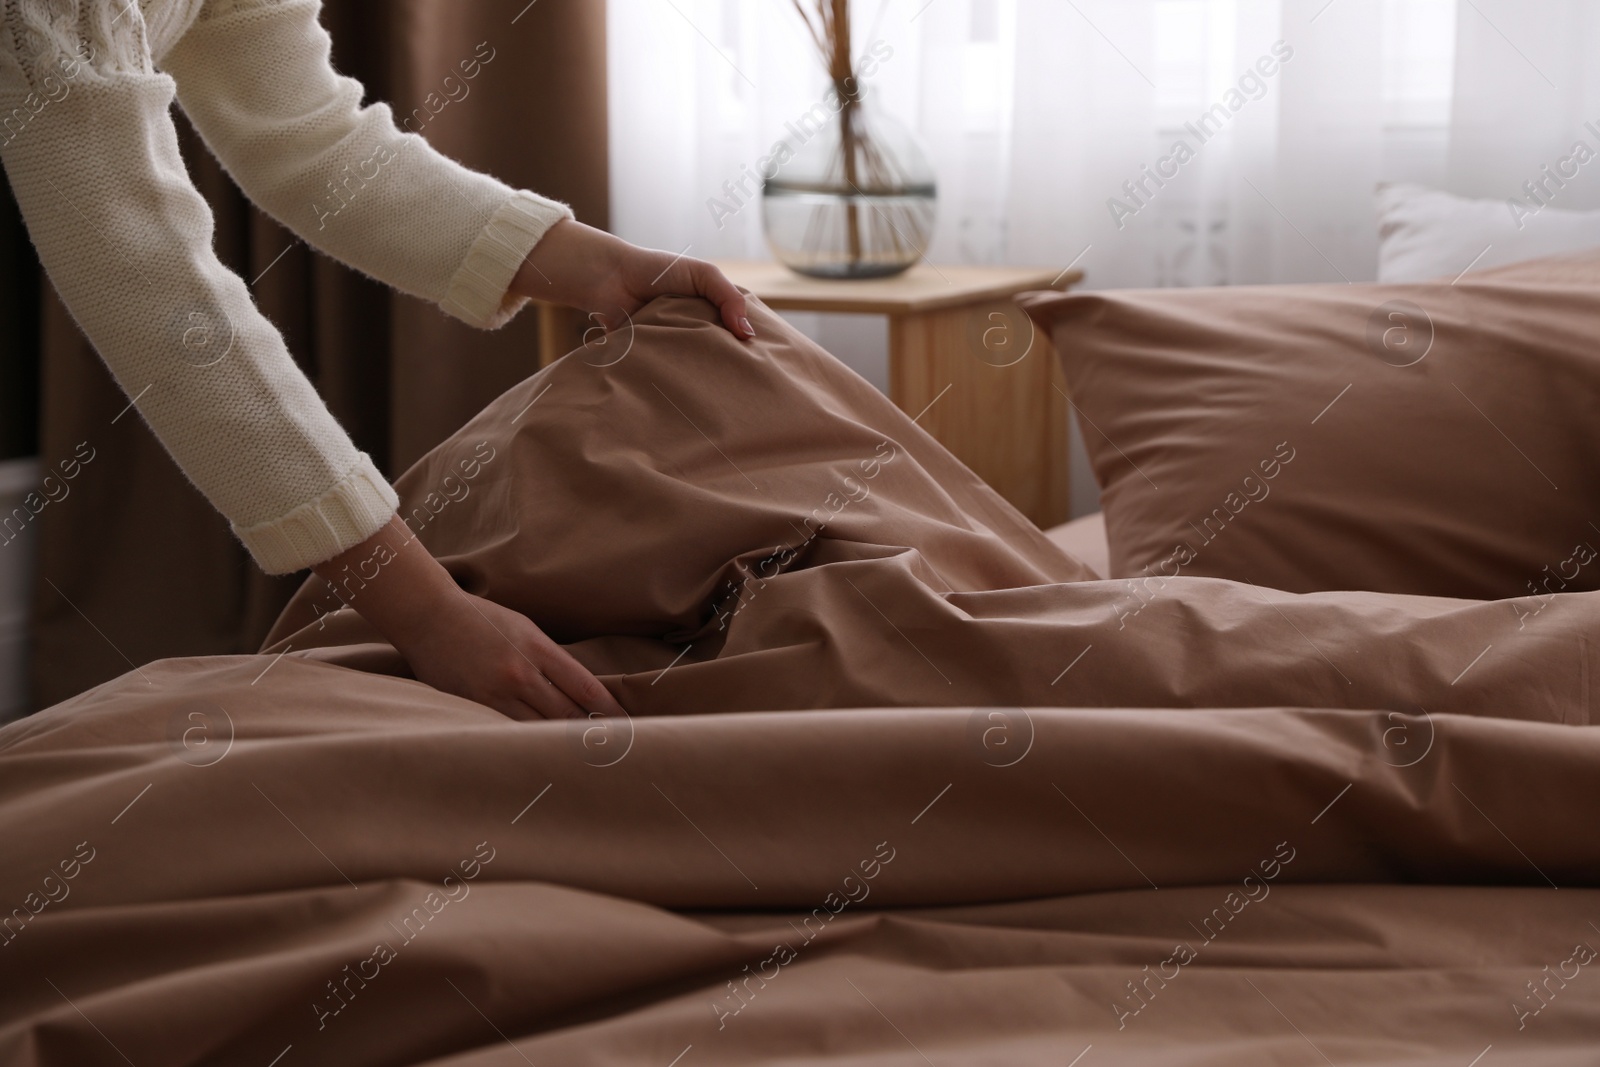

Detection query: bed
(2, 267), (1597, 1066)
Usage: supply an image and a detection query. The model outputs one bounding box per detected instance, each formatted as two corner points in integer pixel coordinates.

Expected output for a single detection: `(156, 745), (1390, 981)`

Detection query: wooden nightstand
(713, 261), (1083, 529)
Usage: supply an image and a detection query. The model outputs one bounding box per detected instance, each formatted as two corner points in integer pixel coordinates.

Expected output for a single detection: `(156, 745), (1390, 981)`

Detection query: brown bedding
(1019, 251), (1600, 600)
(2, 296), (1597, 1065)
(1046, 512), (1109, 579)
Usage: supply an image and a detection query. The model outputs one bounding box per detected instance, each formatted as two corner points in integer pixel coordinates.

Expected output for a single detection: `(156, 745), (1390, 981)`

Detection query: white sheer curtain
(610, 0), (1600, 286)
(607, 0), (1600, 513)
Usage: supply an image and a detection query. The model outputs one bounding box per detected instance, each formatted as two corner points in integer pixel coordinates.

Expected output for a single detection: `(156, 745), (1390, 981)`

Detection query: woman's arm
(160, 0), (750, 338)
(161, 0), (565, 330)
(0, 4), (397, 575)
(312, 516), (623, 720)
(0, 3), (615, 717)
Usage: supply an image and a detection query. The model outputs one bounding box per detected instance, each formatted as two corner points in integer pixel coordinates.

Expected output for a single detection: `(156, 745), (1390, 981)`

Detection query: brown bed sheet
(2, 659), (1598, 1065)
(2, 297), (1597, 1065)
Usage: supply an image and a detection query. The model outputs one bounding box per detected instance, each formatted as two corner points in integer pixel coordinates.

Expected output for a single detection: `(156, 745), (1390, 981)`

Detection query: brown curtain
(13, 0), (608, 710)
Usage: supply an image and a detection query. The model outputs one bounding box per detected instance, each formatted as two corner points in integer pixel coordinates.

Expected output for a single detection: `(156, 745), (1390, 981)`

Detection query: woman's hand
(511, 219), (755, 339)
(312, 516), (624, 721)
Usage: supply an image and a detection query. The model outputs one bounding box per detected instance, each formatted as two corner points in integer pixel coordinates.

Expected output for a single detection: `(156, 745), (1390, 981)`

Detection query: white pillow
(1375, 182), (1600, 283)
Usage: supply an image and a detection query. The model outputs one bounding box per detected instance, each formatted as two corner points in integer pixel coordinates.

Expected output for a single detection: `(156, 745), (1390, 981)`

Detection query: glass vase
(762, 99), (937, 279)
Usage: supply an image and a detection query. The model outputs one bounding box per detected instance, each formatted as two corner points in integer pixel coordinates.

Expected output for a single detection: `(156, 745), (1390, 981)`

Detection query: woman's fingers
(686, 258), (755, 339)
(499, 610), (624, 721)
(370, 566), (629, 722)
(645, 253), (752, 340)
(515, 223), (754, 342)
(514, 662), (586, 720)
(506, 623), (625, 720)
(535, 641), (628, 719)
(499, 696), (551, 722)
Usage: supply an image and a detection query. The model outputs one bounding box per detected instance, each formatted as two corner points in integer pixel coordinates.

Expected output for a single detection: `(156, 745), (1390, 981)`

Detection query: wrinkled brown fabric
(1, 661), (1597, 1064)
(266, 296), (1594, 722)
(3, 295), (1598, 1065)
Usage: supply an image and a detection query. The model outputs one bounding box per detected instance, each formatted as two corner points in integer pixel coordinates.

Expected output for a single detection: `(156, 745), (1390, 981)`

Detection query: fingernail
(740, 318), (756, 339)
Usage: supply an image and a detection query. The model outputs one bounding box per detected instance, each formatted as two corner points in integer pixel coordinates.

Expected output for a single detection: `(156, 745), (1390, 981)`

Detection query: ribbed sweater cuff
(441, 191), (575, 331)
(232, 454), (399, 575)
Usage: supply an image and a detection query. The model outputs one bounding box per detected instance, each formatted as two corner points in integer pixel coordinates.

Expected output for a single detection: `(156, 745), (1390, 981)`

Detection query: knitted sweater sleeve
(161, 0), (575, 330)
(0, 1), (566, 576)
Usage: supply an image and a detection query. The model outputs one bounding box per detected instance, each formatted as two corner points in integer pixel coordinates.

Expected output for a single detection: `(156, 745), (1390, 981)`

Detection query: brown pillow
(1018, 252), (1600, 599)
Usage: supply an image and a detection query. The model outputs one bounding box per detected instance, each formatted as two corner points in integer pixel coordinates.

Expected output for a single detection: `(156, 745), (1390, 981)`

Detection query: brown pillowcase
(1018, 252), (1600, 599)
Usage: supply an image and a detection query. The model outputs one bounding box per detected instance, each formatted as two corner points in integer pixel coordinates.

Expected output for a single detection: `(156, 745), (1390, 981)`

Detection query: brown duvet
(2, 297), (1596, 1065)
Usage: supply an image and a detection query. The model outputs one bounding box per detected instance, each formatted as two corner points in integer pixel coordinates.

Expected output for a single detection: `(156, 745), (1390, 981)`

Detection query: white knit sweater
(0, 0), (573, 574)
